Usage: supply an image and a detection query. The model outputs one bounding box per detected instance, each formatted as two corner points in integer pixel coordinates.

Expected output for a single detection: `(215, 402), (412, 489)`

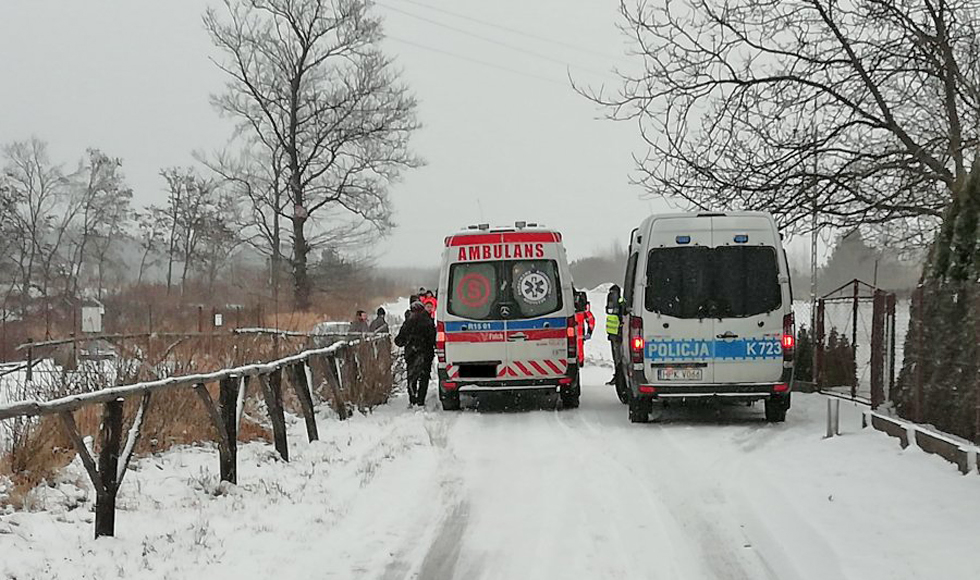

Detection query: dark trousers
(406, 351), (433, 405)
(610, 336), (624, 380)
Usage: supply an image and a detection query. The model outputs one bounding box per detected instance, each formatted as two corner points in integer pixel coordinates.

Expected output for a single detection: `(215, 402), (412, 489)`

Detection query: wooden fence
(0, 334), (392, 538)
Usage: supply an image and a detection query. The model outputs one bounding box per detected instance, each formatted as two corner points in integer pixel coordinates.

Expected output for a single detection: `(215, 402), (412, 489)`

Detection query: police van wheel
(615, 375), (629, 405)
(764, 396), (787, 423)
(628, 397), (650, 423)
(441, 392), (461, 411)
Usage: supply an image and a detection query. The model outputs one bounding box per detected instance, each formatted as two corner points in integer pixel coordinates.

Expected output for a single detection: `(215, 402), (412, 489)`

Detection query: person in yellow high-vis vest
(605, 285), (627, 403)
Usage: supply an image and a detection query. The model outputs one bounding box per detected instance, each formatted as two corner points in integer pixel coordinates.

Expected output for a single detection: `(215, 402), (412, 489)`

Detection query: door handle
(716, 331), (739, 339)
(508, 333), (527, 341)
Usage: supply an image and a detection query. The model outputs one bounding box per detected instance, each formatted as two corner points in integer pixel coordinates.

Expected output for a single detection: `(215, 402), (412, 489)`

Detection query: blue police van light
(676, 236), (691, 244)
(734, 234), (749, 243)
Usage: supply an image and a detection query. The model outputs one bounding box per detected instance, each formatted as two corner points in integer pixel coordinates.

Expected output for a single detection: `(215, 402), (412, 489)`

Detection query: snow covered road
(3, 364), (979, 579)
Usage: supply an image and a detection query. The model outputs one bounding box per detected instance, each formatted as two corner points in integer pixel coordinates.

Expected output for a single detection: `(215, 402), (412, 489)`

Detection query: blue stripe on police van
(645, 338), (782, 361)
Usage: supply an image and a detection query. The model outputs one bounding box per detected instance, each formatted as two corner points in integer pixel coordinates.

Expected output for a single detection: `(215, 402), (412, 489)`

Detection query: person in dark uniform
(394, 301), (436, 406)
(606, 284), (628, 404)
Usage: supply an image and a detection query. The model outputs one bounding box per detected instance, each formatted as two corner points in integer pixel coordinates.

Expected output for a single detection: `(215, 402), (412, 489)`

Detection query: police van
(618, 212), (796, 423)
(435, 222), (580, 410)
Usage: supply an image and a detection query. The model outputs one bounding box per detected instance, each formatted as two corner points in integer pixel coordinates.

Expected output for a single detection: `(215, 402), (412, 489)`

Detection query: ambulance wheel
(440, 389), (461, 411)
(560, 392), (580, 409)
(629, 397), (651, 423)
(764, 395), (788, 423)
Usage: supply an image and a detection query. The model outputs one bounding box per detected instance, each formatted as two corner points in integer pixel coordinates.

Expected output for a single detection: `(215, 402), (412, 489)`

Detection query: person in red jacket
(574, 291), (595, 366)
(421, 290), (438, 321)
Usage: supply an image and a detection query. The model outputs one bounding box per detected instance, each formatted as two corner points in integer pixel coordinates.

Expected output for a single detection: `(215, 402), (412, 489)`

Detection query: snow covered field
(2, 329), (978, 580)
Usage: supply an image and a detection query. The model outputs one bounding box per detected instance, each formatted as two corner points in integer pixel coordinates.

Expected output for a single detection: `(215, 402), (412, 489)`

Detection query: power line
(387, 36), (569, 87)
(394, 0), (620, 61)
(380, 3), (616, 80)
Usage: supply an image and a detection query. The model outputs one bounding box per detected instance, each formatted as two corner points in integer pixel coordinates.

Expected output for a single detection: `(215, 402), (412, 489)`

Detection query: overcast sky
(0, 0), (821, 269)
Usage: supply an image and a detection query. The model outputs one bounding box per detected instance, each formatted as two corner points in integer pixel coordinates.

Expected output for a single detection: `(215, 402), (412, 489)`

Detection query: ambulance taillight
(566, 316), (577, 360)
(436, 321), (446, 363)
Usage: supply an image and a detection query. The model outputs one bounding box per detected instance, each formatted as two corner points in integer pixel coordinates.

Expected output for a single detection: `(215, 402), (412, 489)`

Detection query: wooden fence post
(288, 362), (319, 442)
(259, 370), (289, 462)
(870, 290), (885, 409)
(55, 394), (151, 539)
(975, 292), (980, 444)
(815, 299), (825, 388)
(195, 380), (237, 484)
(887, 293), (897, 401)
(913, 287), (924, 423)
(851, 280), (859, 399)
(95, 399), (123, 538)
(25, 338), (33, 384)
(219, 376), (238, 483)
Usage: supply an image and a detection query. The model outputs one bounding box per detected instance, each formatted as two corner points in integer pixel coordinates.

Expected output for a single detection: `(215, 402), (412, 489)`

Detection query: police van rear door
(709, 216), (784, 384)
(643, 218), (714, 384)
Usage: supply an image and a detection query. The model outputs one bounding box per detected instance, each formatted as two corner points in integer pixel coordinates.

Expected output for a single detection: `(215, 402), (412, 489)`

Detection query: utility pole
(810, 105), (820, 384)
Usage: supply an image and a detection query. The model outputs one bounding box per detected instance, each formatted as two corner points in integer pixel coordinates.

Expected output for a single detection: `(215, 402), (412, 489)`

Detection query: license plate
(657, 368), (703, 381)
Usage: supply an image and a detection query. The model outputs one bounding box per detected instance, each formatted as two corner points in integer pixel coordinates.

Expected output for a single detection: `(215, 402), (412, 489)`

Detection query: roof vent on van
(477, 223), (491, 231)
(526, 222), (538, 227)
(466, 225), (479, 230)
(697, 212), (727, 217)
(515, 221), (527, 229)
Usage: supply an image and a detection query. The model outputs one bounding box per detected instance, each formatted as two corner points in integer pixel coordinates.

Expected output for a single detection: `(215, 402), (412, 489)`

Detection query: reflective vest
(605, 313), (621, 336)
(606, 299), (624, 336)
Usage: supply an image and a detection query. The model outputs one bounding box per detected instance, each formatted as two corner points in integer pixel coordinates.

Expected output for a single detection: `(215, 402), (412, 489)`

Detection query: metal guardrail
(861, 410), (979, 476)
(0, 334), (391, 538)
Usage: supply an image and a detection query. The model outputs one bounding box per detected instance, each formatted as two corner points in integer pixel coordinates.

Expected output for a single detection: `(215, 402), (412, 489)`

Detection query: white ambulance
(435, 222), (580, 410)
(619, 212), (796, 423)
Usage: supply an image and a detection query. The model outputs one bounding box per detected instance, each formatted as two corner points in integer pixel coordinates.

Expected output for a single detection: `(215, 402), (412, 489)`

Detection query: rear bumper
(439, 365), (579, 394)
(633, 382), (792, 399)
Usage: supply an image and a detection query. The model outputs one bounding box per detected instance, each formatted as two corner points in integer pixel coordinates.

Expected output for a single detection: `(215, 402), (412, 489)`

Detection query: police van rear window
(448, 260), (562, 320)
(645, 247), (781, 318)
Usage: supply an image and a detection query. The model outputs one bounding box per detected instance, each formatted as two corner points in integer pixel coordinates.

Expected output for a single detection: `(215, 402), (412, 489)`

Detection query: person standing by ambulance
(394, 301), (436, 406)
(574, 291), (595, 366)
(421, 290), (438, 321)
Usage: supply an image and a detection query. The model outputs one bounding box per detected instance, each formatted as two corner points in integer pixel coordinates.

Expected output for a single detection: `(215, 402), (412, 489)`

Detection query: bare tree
(1, 139), (70, 311)
(133, 210), (165, 287)
(585, 0), (980, 243)
(204, 0), (422, 309)
(63, 149), (132, 298)
(154, 168), (223, 294)
(195, 192), (245, 292)
(201, 144), (289, 293)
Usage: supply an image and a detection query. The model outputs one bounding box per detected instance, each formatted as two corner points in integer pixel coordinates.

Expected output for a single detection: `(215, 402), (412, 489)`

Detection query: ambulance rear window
(447, 260), (563, 320)
(448, 262), (497, 320)
(510, 260), (561, 317)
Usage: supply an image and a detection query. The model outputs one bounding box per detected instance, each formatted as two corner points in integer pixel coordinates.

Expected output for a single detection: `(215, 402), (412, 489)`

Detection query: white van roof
(451, 222), (554, 234)
(636, 211), (778, 229)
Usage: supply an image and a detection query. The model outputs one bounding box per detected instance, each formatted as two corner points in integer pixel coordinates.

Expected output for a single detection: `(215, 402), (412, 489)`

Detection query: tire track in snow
(555, 379), (784, 580)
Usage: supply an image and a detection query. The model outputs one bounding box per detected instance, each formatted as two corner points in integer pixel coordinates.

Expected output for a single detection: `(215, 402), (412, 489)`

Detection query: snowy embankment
(2, 324), (979, 579)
